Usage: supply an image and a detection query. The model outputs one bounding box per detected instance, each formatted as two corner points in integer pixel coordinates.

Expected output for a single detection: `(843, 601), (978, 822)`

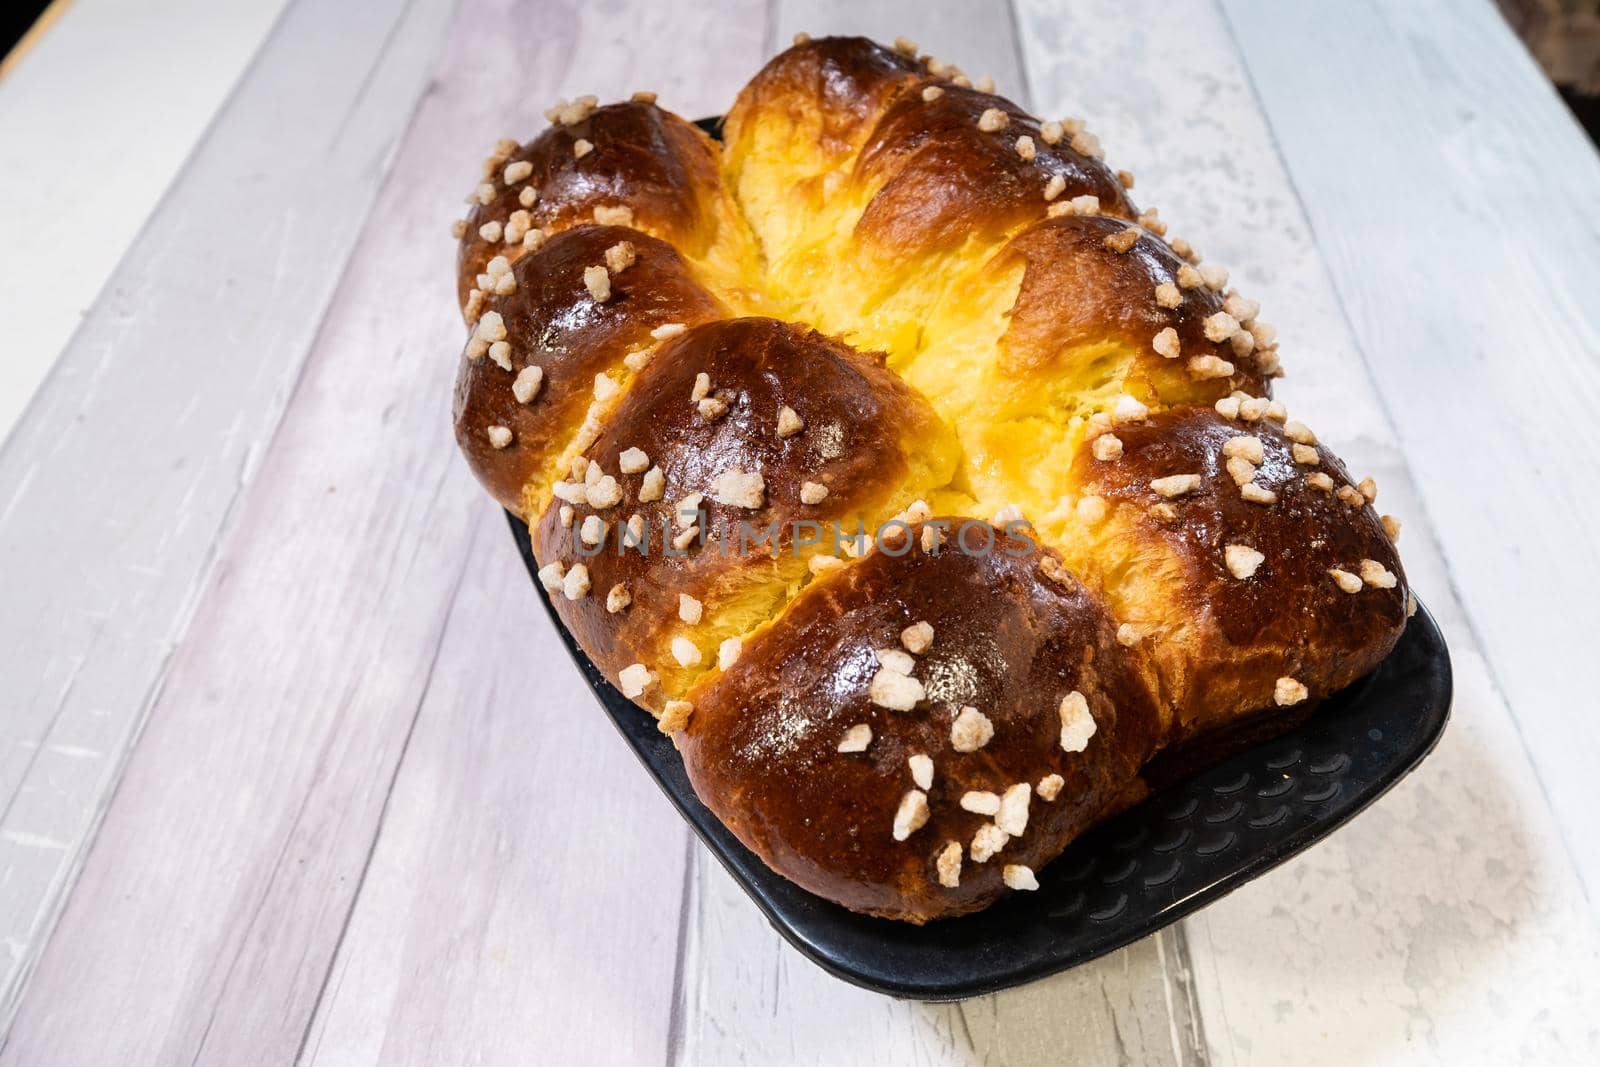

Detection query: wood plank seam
(326, 0), (426, 150)
(0, 0), (452, 1031)
(761, 0), (783, 58)
(1156, 926), (1210, 1065)
(0, 0), (298, 453)
(663, 832), (698, 1067)
(1002, 0), (1037, 123)
(1212, 0), (1595, 914)
(1217, 0), (1600, 937)
(0, 0), (461, 1048)
(3, 0), (450, 1023)
(289, 517), (479, 1066)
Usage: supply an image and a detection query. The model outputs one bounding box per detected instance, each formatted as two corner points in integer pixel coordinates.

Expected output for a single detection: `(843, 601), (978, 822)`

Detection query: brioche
(449, 36), (1409, 922)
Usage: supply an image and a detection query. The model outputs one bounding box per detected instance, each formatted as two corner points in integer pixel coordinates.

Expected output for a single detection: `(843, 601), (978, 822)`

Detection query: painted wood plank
(677, 848), (1207, 1065)
(0, 0), (292, 441)
(295, 3), (769, 1064)
(1017, 0), (1600, 1061)
(1218, 0), (1600, 910)
(669, 5), (1205, 1064)
(0, 0), (454, 1033)
(297, 521), (693, 1067)
(2, 0), (765, 1062)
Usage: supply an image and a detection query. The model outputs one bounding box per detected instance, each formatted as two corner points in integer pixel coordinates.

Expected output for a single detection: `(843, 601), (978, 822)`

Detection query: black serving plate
(507, 511), (1452, 1000)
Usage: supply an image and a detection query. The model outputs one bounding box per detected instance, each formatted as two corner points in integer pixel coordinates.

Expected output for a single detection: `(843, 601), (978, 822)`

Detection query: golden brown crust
(854, 86), (1134, 256)
(679, 525), (1161, 921)
(529, 317), (957, 705)
(724, 36), (924, 166)
(997, 214), (1272, 399)
(456, 102), (730, 314)
(1065, 405), (1407, 737)
(452, 225), (724, 514)
(727, 37), (1134, 259)
(446, 35), (1411, 923)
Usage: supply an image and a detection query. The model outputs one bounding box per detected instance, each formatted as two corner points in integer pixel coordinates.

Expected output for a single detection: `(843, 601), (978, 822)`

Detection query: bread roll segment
(680, 524), (1161, 921)
(852, 82), (1133, 256)
(528, 316), (958, 707)
(455, 100), (750, 314)
(448, 35), (1409, 921)
(1061, 405), (1407, 738)
(452, 224), (724, 514)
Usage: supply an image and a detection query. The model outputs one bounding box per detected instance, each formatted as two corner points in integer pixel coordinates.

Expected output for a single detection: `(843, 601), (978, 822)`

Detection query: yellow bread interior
(652, 426), (961, 698)
(513, 88), (1268, 708)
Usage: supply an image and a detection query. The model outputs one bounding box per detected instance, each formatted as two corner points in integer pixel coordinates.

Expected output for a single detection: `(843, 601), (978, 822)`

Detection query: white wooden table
(3, 0), (1599, 1062)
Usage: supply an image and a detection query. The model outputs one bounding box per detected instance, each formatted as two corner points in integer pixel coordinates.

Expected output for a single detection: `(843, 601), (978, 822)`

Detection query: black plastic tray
(507, 512), (1452, 1000)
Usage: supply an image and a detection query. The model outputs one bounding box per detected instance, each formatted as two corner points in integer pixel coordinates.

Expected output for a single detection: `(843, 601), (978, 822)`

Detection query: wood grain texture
(300, 2), (770, 1064)
(1220, 0), (1600, 911)
(297, 521), (693, 1066)
(0, 0), (292, 440)
(677, 850), (1207, 1066)
(1017, 0), (1600, 1062)
(0, 0), (453, 1034)
(2, 0), (470, 1045)
(3, 0), (765, 1062)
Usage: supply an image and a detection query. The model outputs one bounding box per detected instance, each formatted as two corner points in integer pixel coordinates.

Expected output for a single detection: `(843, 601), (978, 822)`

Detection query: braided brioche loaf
(450, 36), (1409, 922)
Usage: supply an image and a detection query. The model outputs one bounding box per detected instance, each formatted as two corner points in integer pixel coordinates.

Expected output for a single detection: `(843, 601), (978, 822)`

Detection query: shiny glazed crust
(445, 36), (1410, 921)
(680, 526), (1162, 920)
(528, 317), (957, 702)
